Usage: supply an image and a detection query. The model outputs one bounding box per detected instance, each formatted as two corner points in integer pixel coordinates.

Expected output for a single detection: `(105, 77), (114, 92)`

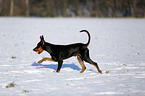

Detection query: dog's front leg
(37, 58), (54, 63)
(56, 61), (63, 73)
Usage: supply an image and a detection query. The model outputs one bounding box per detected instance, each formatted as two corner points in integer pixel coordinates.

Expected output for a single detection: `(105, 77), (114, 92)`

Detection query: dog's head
(33, 35), (45, 54)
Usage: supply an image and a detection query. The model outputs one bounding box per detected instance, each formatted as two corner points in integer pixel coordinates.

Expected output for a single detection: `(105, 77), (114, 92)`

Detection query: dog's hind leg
(82, 49), (102, 74)
(84, 58), (102, 74)
(77, 54), (86, 73)
(37, 58), (54, 63)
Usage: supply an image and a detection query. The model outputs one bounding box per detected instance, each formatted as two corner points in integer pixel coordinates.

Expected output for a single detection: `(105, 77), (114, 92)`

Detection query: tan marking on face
(36, 51), (39, 53)
(35, 46), (44, 54)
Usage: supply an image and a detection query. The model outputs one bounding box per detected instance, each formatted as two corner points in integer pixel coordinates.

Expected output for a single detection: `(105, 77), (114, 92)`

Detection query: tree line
(0, 0), (145, 17)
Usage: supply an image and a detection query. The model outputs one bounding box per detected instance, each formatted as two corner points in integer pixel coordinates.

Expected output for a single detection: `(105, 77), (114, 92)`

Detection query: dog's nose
(33, 48), (35, 51)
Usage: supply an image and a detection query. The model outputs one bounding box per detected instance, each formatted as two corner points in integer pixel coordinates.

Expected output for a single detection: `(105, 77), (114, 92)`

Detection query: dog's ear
(40, 36), (42, 40)
(40, 35), (44, 40)
(40, 35), (45, 45)
(41, 35), (44, 40)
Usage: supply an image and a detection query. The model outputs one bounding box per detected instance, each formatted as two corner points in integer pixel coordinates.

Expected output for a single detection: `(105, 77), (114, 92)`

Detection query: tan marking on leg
(37, 58), (54, 63)
(57, 70), (60, 73)
(93, 65), (102, 74)
(77, 54), (86, 73)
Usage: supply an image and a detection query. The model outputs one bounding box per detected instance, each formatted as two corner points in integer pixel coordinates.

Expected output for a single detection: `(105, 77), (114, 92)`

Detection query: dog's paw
(56, 70), (60, 73)
(80, 69), (85, 73)
(37, 61), (42, 64)
(98, 70), (102, 74)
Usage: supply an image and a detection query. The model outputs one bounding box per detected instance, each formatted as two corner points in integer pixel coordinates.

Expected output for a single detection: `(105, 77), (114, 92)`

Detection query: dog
(33, 30), (102, 73)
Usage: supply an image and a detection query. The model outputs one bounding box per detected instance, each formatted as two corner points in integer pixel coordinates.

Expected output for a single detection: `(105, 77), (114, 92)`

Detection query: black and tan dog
(33, 30), (102, 73)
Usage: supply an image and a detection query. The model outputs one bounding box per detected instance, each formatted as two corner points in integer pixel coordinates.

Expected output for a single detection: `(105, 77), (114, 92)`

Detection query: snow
(0, 17), (145, 96)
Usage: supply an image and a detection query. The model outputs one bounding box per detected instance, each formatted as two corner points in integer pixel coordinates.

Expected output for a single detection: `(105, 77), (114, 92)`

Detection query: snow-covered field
(0, 17), (145, 96)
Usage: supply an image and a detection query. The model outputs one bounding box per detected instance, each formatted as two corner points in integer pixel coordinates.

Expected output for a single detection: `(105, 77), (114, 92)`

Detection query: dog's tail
(80, 30), (91, 46)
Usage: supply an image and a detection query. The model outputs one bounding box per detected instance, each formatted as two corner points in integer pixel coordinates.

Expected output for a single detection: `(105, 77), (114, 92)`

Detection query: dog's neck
(43, 42), (53, 54)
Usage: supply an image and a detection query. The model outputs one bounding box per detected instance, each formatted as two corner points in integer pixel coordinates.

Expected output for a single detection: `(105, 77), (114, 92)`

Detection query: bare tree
(0, 0), (145, 17)
(10, 0), (14, 16)
(63, 0), (67, 17)
(25, 0), (29, 16)
(0, 0), (2, 15)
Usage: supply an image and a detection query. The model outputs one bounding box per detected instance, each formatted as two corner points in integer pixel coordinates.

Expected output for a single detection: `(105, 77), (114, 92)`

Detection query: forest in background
(0, 0), (145, 17)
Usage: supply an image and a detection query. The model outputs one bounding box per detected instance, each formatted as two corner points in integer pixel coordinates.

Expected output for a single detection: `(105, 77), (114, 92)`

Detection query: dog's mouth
(36, 51), (40, 54)
(33, 46), (44, 54)
(33, 49), (40, 54)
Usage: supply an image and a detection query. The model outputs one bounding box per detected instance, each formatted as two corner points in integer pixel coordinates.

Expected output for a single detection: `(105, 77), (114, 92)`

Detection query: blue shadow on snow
(32, 62), (81, 71)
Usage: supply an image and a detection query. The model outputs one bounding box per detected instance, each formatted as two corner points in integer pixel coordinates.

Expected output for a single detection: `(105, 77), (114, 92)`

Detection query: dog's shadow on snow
(32, 62), (81, 71)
